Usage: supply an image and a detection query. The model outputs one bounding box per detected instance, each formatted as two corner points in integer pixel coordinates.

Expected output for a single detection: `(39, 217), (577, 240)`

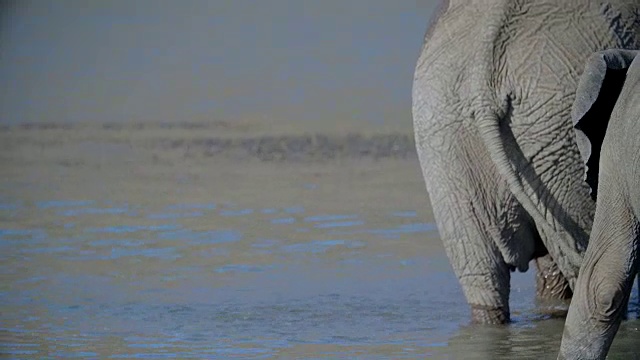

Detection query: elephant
(412, 0), (640, 324)
(558, 49), (640, 359)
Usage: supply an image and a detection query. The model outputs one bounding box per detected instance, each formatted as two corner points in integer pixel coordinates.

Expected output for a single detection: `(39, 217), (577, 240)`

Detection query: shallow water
(1, 128), (639, 359)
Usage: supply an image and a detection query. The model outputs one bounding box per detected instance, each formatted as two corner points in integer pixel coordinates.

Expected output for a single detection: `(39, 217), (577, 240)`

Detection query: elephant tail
(471, 2), (584, 289)
(476, 111), (582, 289)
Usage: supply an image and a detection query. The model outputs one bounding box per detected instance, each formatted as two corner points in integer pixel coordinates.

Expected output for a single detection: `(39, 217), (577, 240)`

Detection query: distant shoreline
(155, 132), (415, 161)
(0, 119), (412, 133)
(0, 121), (417, 162)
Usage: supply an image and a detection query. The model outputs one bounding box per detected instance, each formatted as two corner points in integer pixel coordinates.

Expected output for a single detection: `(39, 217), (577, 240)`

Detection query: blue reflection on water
(0, 203), (20, 211)
(330, 222), (437, 237)
(284, 206), (304, 214)
(59, 207), (130, 216)
(304, 214), (359, 222)
(0, 228), (47, 238)
(89, 239), (141, 247)
(314, 221), (364, 229)
(36, 200), (95, 209)
(1, 349), (39, 355)
(220, 209), (254, 216)
(165, 203), (217, 211)
(0, 197), (459, 358)
(51, 351), (99, 358)
(271, 217), (296, 224)
(282, 240), (364, 253)
(215, 264), (269, 273)
(22, 246), (76, 254)
(147, 211), (204, 220)
(108, 247), (181, 260)
(157, 229), (242, 244)
(390, 211), (417, 218)
(85, 224), (181, 234)
(109, 353), (179, 359)
(251, 239), (280, 248)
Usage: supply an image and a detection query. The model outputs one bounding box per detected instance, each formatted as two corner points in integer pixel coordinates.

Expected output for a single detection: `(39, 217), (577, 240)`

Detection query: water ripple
(282, 240), (364, 254)
(215, 264), (270, 274)
(147, 212), (204, 220)
(0, 203), (20, 211)
(165, 203), (217, 211)
(220, 209), (254, 216)
(270, 217), (296, 225)
(303, 214), (359, 222)
(314, 220), (364, 229)
(157, 229), (242, 244)
(85, 224), (181, 234)
(283, 206), (304, 214)
(391, 211), (418, 218)
(59, 207), (130, 216)
(36, 200), (95, 209)
(3, 195), (595, 359)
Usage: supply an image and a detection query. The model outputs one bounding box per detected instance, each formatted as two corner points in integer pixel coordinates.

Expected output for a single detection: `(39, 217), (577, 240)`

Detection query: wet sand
(0, 121), (430, 216)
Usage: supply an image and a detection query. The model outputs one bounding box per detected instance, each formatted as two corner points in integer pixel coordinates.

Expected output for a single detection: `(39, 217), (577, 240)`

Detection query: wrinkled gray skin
(558, 50), (640, 360)
(412, 0), (640, 324)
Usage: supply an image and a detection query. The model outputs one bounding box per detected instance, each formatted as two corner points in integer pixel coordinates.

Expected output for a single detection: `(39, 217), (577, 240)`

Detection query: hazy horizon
(0, 1), (439, 125)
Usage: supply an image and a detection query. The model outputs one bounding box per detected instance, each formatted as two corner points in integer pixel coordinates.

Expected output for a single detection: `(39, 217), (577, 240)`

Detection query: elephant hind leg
(524, 219), (572, 302)
(427, 183), (513, 324)
(418, 131), (536, 324)
(534, 254), (572, 301)
(534, 254), (572, 319)
(443, 225), (513, 324)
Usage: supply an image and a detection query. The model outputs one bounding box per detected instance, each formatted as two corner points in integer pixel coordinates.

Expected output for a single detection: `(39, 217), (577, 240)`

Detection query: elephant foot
(535, 255), (572, 300)
(471, 304), (509, 324)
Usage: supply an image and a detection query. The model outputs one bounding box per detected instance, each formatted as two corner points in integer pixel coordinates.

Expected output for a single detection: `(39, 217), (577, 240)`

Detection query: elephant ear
(572, 49), (638, 200)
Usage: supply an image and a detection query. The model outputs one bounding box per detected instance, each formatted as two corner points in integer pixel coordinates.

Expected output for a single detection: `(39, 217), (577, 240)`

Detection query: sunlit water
(1, 138), (639, 359)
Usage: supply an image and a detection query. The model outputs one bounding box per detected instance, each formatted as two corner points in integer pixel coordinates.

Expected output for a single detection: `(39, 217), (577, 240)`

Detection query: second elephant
(558, 49), (640, 359)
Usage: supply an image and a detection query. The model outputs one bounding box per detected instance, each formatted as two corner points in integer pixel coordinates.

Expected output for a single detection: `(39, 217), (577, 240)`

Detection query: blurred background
(0, 0), (439, 126)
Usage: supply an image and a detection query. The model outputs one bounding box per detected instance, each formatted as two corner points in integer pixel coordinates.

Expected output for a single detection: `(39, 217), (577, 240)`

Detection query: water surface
(1, 126), (639, 359)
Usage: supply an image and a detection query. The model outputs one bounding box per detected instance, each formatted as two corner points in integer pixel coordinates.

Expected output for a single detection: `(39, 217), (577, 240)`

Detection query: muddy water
(1, 125), (639, 359)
